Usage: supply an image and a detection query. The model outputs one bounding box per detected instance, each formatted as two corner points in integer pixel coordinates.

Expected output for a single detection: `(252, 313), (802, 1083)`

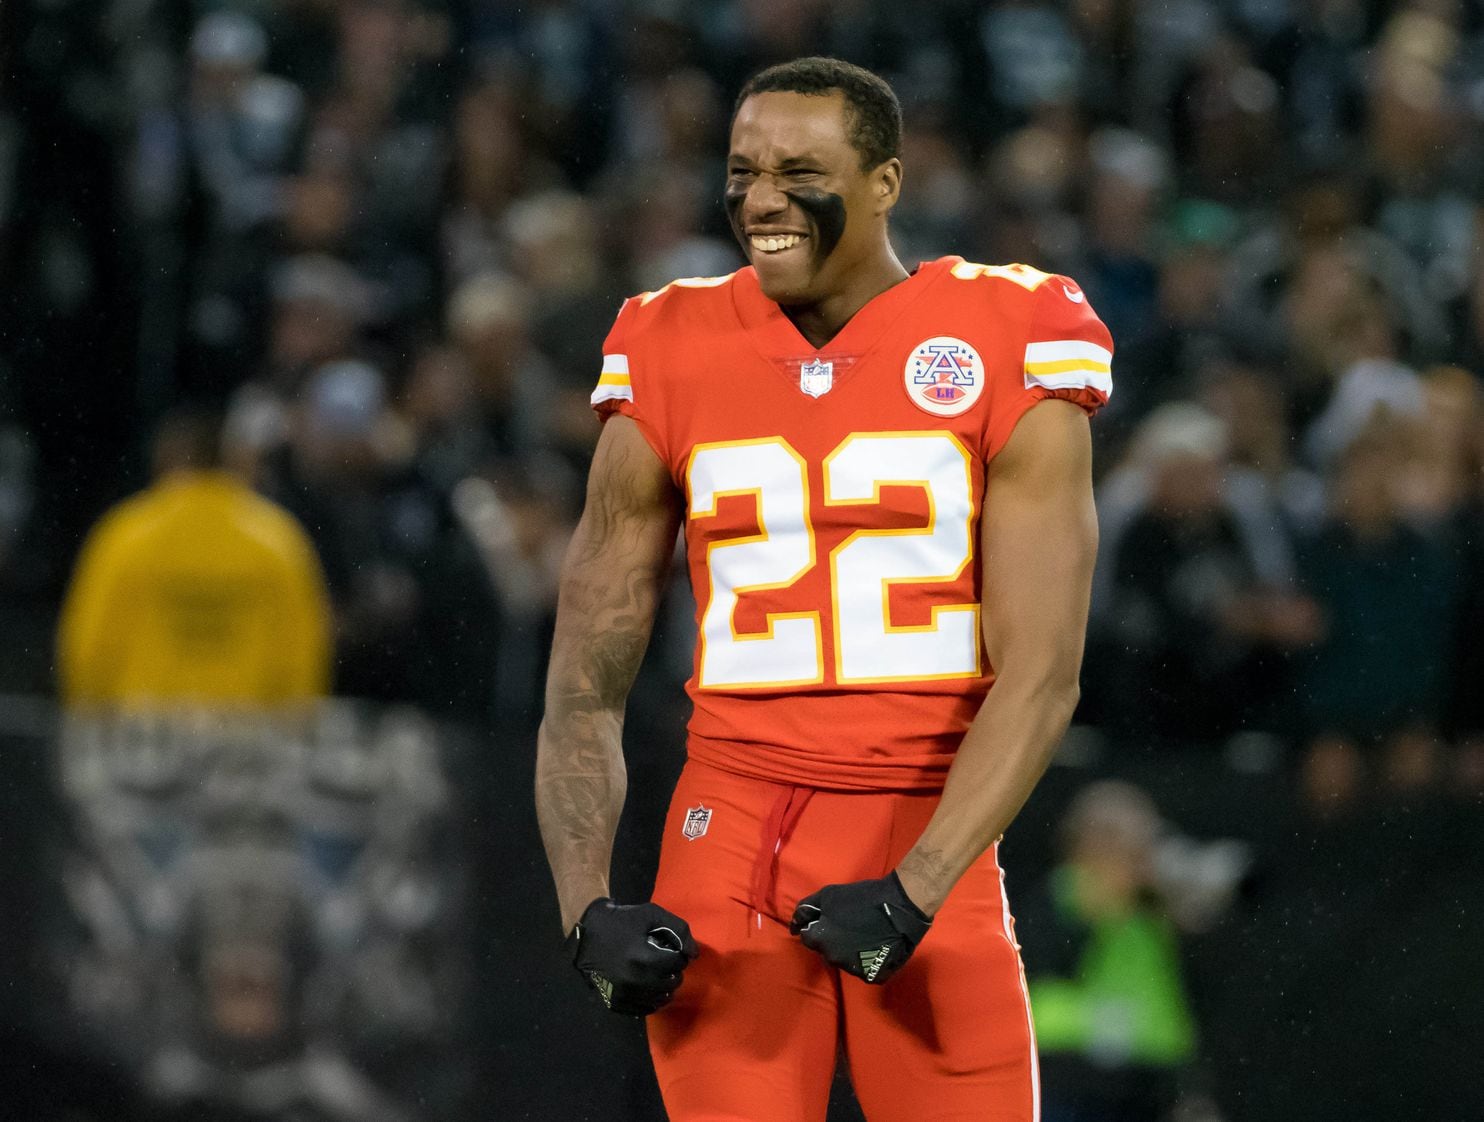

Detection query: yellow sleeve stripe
(1023, 340), (1113, 397)
(1024, 358), (1111, 376)
(592, 352), (634, 404)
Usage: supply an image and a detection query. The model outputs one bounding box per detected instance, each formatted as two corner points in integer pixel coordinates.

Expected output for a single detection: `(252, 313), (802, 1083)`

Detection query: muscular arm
(536, 415), (681, 934)
(895, 400), (1098, 914)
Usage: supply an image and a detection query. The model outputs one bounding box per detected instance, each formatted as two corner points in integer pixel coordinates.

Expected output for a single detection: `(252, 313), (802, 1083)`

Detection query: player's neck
(782, 248), (909, 350)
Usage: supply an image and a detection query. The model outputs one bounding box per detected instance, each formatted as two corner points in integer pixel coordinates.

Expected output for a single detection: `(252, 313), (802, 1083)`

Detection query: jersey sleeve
(984, 273), (1113, 458)
(590, 295), (647, 421)
(589, 293), (673, 468)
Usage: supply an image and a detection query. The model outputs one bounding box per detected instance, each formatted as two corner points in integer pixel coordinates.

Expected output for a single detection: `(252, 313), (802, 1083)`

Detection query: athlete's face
(726, 91), (900, 306)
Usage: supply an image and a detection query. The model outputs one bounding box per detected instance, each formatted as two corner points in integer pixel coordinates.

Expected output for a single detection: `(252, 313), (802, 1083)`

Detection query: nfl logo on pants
(683, 804), (712, 840)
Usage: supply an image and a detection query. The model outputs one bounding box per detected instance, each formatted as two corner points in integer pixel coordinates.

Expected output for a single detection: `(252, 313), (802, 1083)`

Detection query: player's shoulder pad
(606, 271), (740, 357)
(945, 259), (1106, 331)
(597, 272), (739, 409)
(944, 259), (1059, 297)
(631, 271), (739, 318)
(1018, 270), (1113, 403)
(944, 260), (1079, 320)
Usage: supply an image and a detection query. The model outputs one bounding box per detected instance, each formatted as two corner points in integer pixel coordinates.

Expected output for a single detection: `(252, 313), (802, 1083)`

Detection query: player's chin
(752, 255), (817, 304)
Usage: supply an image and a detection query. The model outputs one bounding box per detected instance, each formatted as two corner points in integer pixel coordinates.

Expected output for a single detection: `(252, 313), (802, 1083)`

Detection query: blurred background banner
(1, 0), (1483, 1119)
(49, 705), (466, 1122)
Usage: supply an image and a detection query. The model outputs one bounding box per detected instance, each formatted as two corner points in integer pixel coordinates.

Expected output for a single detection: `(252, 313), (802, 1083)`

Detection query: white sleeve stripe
(601, 354), (630, 375)
(1024, 340), (1113, 366)
(591, 384), (634, 405)
(1025, 369), (1114, 396)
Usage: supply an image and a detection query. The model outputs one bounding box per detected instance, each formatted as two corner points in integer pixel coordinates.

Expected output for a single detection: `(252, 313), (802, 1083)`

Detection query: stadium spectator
(1073, 128), (1167, 347)
(616, 166), (741, 294)
(503, 190), (615, 377)
(265, 254), (377, 394)
(1166, 33), (1281, 204)
(444, 270), (588, 469)
(1296, 421), (1462, 811)
(442, 73), (565, 284)
(890, 115), (976, 264)
(185, 11), (303, 240)
(1197, 359), (1327, 535)
(400, 343), (486, 494)
(1090, 403), (1316, 743)
(268, 360), (502, 721)
(1018, 780), (1199, 1122)
(57, 407), (331, 708)
(1104, 198), (1242, 456)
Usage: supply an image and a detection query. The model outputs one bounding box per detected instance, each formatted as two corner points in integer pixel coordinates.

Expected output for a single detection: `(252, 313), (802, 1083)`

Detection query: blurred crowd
(4, 1), (1484, 1118)
(4, 0), (1484, 785)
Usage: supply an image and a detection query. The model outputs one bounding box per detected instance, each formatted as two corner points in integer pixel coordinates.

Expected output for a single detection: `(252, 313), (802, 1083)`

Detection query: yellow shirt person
(58, 460), (332, 709)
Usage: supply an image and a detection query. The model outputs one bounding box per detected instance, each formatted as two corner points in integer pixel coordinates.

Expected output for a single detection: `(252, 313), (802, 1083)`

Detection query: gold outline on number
(686, 437), (823, 690)
(822, 431), (981, 685)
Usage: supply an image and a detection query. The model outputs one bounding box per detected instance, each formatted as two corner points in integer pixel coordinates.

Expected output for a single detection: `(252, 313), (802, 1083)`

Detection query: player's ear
(873, 158), (902, 215)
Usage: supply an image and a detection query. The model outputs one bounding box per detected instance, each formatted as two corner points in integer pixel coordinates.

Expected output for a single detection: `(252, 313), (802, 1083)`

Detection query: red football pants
(648, 758), (1039, 1122)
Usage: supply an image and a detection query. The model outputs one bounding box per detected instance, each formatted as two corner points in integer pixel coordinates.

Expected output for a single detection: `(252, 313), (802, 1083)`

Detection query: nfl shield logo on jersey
(800, 358), (834, 398)
(682, 804), (712, 841)
(904, 336), (985, 417)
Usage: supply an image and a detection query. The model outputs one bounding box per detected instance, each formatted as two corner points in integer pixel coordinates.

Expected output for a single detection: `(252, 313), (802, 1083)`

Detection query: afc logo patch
(682, 804), (712, 841)
(904, 336), (985, 417)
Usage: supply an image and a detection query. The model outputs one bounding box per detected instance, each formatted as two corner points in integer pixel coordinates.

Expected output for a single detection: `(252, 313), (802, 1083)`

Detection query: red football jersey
(592, 256), (1112, 791)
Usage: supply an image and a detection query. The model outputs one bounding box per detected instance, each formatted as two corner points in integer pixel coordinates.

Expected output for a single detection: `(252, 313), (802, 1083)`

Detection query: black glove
(566, 898), (699, 1015)
(789, 872), (932, 984)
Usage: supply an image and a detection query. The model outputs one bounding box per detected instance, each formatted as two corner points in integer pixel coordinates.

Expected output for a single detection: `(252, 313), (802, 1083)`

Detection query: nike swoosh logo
(1062, 285), (1085, 303)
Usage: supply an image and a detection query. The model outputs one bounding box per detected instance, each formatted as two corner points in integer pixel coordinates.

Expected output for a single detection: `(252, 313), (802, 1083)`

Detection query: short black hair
(734, 57), (902, 171)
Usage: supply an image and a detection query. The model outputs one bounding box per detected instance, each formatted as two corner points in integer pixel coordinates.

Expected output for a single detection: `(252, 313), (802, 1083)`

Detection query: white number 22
(687, 432), (980, 689)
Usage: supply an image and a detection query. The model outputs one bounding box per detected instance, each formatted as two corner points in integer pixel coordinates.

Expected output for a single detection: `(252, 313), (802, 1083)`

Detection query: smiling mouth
(750, 233), (808, 254)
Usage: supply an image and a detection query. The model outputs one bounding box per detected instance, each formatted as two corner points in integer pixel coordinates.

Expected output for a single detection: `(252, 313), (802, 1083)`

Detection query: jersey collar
(731, 258), (952, 363)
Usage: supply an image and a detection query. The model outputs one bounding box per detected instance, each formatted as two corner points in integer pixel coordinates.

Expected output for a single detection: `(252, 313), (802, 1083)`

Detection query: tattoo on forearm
(536, 431), (678, 927)
(537, 592), (653, 922)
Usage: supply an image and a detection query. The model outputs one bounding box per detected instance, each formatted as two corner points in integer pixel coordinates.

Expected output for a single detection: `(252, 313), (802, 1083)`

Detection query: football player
(537, 56), (1111, 1120)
